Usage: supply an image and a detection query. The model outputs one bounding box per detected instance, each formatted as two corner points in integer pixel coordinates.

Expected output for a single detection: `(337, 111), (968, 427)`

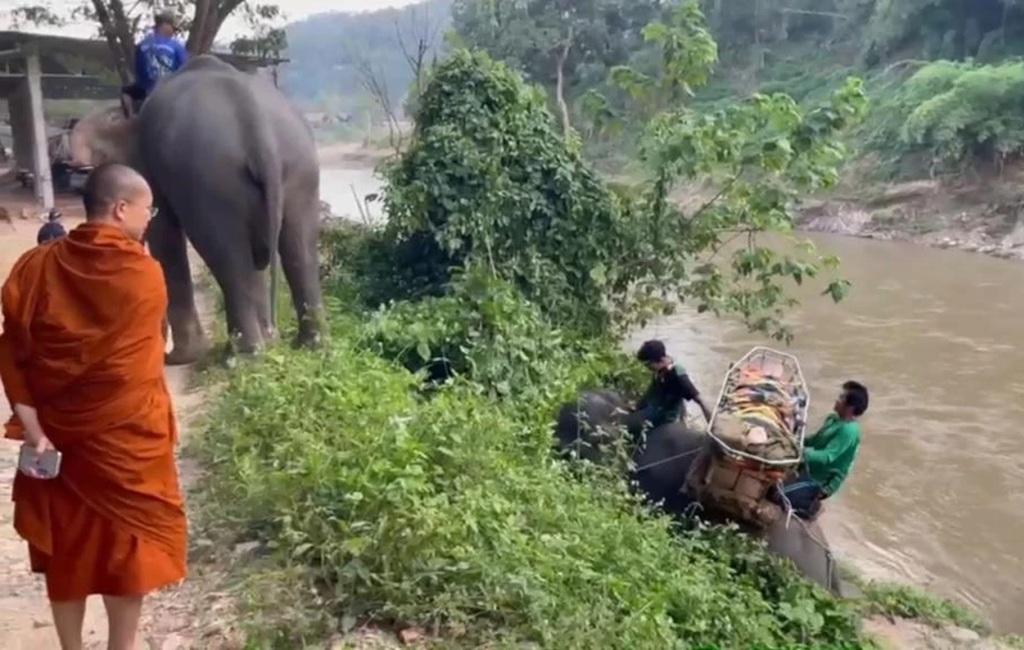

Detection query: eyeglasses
(120, 200), (158, 219)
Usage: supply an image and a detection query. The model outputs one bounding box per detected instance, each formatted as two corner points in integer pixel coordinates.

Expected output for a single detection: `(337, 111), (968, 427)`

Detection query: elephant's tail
(245, 113), (283, 272)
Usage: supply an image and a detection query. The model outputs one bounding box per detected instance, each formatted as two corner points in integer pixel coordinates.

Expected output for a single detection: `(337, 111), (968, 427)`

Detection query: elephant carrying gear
(684, 347), (809, 529)
(553, 390), (849, 597)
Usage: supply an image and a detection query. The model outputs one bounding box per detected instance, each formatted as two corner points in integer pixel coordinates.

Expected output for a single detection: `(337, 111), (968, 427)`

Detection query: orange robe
(0, 222), (186, 601)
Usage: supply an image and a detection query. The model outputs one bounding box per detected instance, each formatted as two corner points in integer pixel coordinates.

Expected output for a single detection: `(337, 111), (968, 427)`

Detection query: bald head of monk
(82, 162), (155, 241)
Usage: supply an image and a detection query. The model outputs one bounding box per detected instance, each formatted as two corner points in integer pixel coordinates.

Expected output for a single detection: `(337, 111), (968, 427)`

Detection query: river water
(321, 167), (1024, 633)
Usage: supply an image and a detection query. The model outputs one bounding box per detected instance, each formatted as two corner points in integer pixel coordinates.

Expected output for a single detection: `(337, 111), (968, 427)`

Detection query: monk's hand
(33, 434), (54, 454)
(12, 404), (52, 453)
(23, 424), (53, 454)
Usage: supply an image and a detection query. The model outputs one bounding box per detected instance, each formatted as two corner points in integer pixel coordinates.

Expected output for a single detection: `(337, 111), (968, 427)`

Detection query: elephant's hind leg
(176, 191), (269, 357)
(279, 193), (324, 348)
(146, 208), (209, 366)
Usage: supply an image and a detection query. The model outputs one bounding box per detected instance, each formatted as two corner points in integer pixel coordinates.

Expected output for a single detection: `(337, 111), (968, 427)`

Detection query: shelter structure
(0, 31), (286, 209)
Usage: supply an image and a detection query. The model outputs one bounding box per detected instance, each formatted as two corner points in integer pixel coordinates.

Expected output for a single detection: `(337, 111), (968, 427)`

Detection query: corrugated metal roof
(0, 31), (287, 72)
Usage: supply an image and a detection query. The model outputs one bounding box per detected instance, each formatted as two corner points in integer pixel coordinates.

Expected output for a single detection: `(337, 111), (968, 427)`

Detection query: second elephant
(554, 389), (850, 597)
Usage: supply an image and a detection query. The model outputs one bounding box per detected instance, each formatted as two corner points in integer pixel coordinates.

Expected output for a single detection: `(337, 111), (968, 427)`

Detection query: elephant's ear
(100, 105), (131, 129)
(68, 106), (137, 167)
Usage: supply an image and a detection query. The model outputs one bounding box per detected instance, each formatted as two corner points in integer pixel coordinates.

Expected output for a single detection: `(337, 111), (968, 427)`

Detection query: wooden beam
(25, 51), (53, 210)
(0, 72), (102, 80)
(0, 48), (22, 63)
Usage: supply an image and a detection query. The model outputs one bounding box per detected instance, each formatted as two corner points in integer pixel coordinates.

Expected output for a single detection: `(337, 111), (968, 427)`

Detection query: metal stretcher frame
(706, 346), (809, 467)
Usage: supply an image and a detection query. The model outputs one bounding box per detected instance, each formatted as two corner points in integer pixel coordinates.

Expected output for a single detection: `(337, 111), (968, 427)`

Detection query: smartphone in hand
(17, 443), (62, 479)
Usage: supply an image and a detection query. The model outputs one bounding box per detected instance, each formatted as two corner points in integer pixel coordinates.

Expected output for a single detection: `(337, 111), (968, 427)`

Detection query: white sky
(0, 1), (422, 41)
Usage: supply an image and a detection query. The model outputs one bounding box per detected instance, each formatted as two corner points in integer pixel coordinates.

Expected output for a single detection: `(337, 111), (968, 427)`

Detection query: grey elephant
(69, 55), (323, 365)
(554, 389), (850, 597)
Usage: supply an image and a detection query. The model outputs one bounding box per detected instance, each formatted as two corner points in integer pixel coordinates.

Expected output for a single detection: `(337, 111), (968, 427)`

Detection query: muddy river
(322, 167), (1024, 633)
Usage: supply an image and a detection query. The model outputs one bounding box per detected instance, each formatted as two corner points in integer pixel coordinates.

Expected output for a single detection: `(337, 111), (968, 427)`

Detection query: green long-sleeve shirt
(803, 413), (861, 496)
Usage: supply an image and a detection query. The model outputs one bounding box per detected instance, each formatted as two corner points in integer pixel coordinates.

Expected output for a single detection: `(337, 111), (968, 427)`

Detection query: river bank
(797, 172), (1024, 262)
(186, 256), (1019, 649)
(318, 141), (1024, 263)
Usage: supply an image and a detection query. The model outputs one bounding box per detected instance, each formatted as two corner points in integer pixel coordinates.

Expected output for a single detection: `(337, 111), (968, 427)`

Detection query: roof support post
(25, 47), (53, 209)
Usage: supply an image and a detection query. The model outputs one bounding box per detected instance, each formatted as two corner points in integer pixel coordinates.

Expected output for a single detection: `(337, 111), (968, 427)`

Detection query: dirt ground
(0, 187), (241, 650)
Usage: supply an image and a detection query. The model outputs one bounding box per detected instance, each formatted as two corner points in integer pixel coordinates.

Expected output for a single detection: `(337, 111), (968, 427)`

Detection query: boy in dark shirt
(634, 339), (713, 434)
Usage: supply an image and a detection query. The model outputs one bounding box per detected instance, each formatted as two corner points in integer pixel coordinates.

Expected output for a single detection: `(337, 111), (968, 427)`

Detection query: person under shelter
(0, 163), (186, 650)
(771, 380), (869, 520)
(36, 208), (67, 245)
(633, 339), (713, 438)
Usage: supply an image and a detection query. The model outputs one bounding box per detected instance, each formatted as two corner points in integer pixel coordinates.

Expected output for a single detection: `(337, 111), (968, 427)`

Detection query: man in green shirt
(772, 380), (869, 520)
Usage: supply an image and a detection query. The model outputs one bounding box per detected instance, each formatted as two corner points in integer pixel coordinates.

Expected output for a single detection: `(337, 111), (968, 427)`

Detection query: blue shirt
(134, 31), (188, 95)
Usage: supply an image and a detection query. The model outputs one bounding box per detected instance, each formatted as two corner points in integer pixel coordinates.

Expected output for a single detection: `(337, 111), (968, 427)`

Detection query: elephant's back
(634, 422), (707, 484)
(139, 63), (317, 179)
(142, 62), (310, 146)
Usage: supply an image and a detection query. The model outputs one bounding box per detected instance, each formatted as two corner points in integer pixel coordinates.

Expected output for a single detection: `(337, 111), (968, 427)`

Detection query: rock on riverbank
(797, 178), (1024, 261)
(865, 617), (1018, 650)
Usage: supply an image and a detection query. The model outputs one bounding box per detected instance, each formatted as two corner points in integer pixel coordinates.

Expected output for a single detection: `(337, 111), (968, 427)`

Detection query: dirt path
(0, 213), (237, 650)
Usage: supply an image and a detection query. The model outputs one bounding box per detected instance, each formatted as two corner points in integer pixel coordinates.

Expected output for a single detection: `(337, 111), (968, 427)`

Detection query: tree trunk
(91, 0), (131, 83)
(108, 1), (136, 71)
(186, 0), (214, 54)
(555, 25), (573, 136)
(953, 0), (968, 60)
(1002, 1), (1008, 48)
(188, 0), (246, 55)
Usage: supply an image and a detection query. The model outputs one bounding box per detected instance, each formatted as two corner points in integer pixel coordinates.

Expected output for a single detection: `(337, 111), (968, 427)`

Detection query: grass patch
(186, 294), (875, 648)
(856, 581), (986, 632)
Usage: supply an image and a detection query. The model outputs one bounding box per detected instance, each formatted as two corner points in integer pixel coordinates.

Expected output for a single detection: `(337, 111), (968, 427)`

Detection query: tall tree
(451, 0), (666, 133)
(7, 1), (286, 84)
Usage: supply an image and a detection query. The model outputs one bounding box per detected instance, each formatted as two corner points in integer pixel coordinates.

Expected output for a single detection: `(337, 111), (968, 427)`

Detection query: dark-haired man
(633, 339), (713, 437)
(773, 380), (869, 520)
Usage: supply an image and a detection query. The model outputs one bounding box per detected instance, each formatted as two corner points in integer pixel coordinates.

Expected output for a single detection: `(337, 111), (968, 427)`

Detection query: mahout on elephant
(553, 389), (849, 597)
(69, 54), (324, 365)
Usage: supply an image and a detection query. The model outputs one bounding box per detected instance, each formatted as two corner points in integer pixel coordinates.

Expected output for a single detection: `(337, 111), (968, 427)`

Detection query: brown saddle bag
(685, 445), (790, 529)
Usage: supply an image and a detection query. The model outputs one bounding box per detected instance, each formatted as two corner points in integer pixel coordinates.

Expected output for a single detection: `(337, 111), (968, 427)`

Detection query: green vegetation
(195, 292), (873, 648)
(860, 60), (1024, 177)
(856, 581), (986, 632)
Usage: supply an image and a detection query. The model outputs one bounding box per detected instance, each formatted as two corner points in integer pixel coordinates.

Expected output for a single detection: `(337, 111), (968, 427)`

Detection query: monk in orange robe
(0, 163), (187, 650)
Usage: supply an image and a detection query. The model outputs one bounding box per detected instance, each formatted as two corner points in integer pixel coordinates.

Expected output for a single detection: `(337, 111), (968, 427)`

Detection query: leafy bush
(379, 48), (634, 336)
(856, 581), (986, 632)
(193, 301), (871, 649)
(860, 59), (1024, 174)
(584, 2), (863, 342)
(901, 60), (1024, 168)
(361, 268), (642, 401)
